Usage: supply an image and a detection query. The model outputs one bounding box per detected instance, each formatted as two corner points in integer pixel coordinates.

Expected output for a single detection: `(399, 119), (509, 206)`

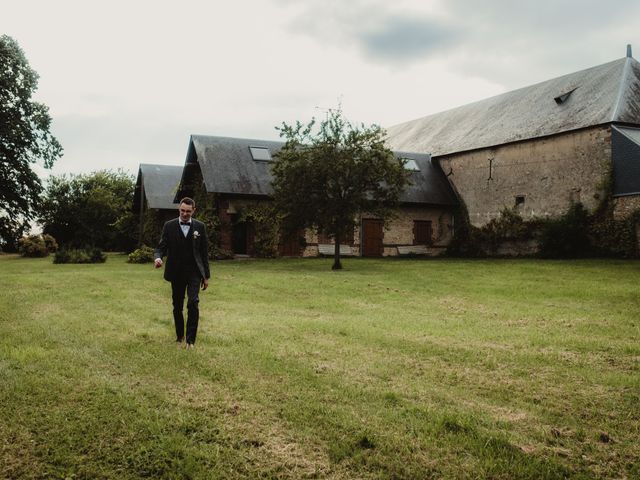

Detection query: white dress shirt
(179, 219), (191, 237)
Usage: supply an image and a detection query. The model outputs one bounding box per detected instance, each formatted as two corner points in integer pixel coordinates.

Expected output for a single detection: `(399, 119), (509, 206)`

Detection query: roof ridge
(191, 133), (284, 144)
(610, 57), (634, 121)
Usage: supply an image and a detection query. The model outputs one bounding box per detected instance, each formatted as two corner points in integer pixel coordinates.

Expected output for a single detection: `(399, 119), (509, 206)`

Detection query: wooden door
(362, 219), (384, 257)
(279, 229), (303, 257)
(231, 214), (247, 254)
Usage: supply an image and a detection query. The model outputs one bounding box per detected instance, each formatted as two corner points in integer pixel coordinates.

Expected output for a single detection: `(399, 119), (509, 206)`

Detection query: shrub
(17, 235), (49, 257)
(42, 234), (58, 253)
(538, 203), (591, 258)
(213, 247), (234, 260)
(127, 245), (155, 263)
(589, 207), (640, 258)
(450, 196), (639, 258)
(54, 247), (107, 264)
(447, 207), (539, 257)
(481, 208), (538, 247)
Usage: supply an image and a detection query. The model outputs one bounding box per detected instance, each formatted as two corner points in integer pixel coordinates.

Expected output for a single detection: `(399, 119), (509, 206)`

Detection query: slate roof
(386, 56), (640, 156)
(394, 151), (458, 205)
(186, 135), (283, 197)
(180, 135), (458, 206)
(134, 164), (182, 210)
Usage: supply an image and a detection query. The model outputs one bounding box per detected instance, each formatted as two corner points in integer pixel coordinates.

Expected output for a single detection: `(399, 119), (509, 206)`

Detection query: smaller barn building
(133, 163), (183, 246)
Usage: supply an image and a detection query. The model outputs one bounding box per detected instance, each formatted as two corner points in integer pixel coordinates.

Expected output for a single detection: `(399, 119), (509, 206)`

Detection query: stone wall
(438, 126), (612, 227)
(378, 205), (454, 251)
(613, 194), (640, 220)
(301, 205), (454, 257)
(215, 195), (454, 257)
(613, 195), (640, 257)
(215, 196), (271, 253)
(309, 206), (454, 257)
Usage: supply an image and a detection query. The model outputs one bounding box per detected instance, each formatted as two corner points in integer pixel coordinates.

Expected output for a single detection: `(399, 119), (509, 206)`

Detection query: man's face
(179, 203), (195, 222)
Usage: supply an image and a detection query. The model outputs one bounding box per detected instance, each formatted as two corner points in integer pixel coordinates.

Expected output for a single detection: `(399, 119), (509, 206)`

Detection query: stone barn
(386, 51), (640, 230)
(174, 135), (458, 258)
(133, 163), (183, 246)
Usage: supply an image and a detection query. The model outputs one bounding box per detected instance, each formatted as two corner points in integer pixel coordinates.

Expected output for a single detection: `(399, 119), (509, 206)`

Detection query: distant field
(1, 254), (638, 479)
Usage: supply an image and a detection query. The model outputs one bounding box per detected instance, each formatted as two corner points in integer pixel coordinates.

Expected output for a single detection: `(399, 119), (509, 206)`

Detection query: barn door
(279, 229), (303, 256)
(362, 219), (384, 257)
(231, 214), (247, 254)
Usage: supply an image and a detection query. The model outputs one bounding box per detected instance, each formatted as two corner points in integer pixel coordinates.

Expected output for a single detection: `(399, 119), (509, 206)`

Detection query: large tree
(0, 35), (62, 251)
(272, 110), (409, 270)
(39, 170), (137, 251)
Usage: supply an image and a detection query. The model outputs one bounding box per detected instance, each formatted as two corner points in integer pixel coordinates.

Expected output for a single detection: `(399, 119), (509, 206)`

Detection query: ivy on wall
(238, 202), (283, 258)
(447, 193), (640, 258)
(589, 205), (640, 258)
(189, 172), (225, 259)
(447, 206), (540, 257)
(587, 164), (640, 257)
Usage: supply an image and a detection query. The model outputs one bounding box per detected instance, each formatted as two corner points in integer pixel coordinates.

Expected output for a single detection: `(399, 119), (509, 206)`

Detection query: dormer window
(402, 158), (420, 171)
(554, 88), (577, 105)
(249, 146), (272, 161)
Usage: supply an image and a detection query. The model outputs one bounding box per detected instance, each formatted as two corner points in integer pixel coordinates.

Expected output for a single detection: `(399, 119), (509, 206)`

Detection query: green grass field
(1, 254), (639, 479)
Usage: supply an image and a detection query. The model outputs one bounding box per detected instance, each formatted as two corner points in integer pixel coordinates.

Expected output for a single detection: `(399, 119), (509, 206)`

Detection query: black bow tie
(180, 222), (190, 226)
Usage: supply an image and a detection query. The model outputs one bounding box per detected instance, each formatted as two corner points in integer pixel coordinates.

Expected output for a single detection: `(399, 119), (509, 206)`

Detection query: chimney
(627, 44), (632, 58)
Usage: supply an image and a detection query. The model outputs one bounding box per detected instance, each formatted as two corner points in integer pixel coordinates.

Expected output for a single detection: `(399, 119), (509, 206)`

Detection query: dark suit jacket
(154, 218), (210, 282)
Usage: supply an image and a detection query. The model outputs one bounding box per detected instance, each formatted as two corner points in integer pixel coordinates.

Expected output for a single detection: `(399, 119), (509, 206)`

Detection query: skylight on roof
(249, 146), (272, 161)
(402, 158), (420, 171)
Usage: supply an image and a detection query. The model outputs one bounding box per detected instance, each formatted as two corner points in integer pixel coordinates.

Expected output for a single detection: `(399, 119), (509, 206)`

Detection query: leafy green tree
(0, 35), (62, 251)
(39, 170), (137, 251)
(272, 109), (409, 270)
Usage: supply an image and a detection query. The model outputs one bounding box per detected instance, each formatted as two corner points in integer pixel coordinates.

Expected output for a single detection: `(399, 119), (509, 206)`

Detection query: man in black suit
(154, 197), (210, 348)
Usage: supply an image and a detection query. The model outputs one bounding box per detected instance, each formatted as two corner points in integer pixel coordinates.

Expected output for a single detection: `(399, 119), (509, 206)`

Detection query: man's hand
(154, 258), (163, 269)
(201, 278), (209, 290)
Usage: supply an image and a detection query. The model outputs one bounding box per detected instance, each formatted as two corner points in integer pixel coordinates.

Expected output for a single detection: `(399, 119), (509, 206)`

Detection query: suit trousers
(171, 270), (202, 344)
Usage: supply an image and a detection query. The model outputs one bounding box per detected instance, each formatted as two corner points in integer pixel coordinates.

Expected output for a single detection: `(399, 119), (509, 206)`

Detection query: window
(402, 158), (420, 171)
(249, 146), (272, 161)
(317, 230), (332, 244)
(413, 220), (433, 245)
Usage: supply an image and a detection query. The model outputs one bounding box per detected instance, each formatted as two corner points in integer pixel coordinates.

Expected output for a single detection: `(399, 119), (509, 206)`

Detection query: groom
(154, 197), (210, 348)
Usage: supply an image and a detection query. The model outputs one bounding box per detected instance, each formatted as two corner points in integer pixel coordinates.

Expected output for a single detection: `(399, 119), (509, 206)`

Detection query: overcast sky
(3, 0), (639, 179)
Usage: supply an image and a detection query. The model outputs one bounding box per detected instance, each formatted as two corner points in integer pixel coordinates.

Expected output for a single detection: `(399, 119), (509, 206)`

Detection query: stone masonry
(437, 126), (612, 227)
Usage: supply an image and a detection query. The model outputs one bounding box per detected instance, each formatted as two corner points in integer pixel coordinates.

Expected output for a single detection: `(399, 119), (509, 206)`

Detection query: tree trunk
(332, 231), (343, 270)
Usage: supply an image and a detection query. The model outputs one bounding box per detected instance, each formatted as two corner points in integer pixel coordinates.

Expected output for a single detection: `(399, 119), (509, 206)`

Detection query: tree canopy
(39, 170), (137, 252)
(272, 110), (409, 269)
(0, 35), (62, 251)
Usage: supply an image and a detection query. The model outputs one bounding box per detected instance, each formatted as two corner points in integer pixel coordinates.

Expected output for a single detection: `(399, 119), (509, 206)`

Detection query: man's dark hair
(180, 197), (196, 208)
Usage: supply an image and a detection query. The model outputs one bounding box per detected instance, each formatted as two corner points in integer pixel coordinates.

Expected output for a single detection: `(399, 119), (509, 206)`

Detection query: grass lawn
(1, 254), (639, 479)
